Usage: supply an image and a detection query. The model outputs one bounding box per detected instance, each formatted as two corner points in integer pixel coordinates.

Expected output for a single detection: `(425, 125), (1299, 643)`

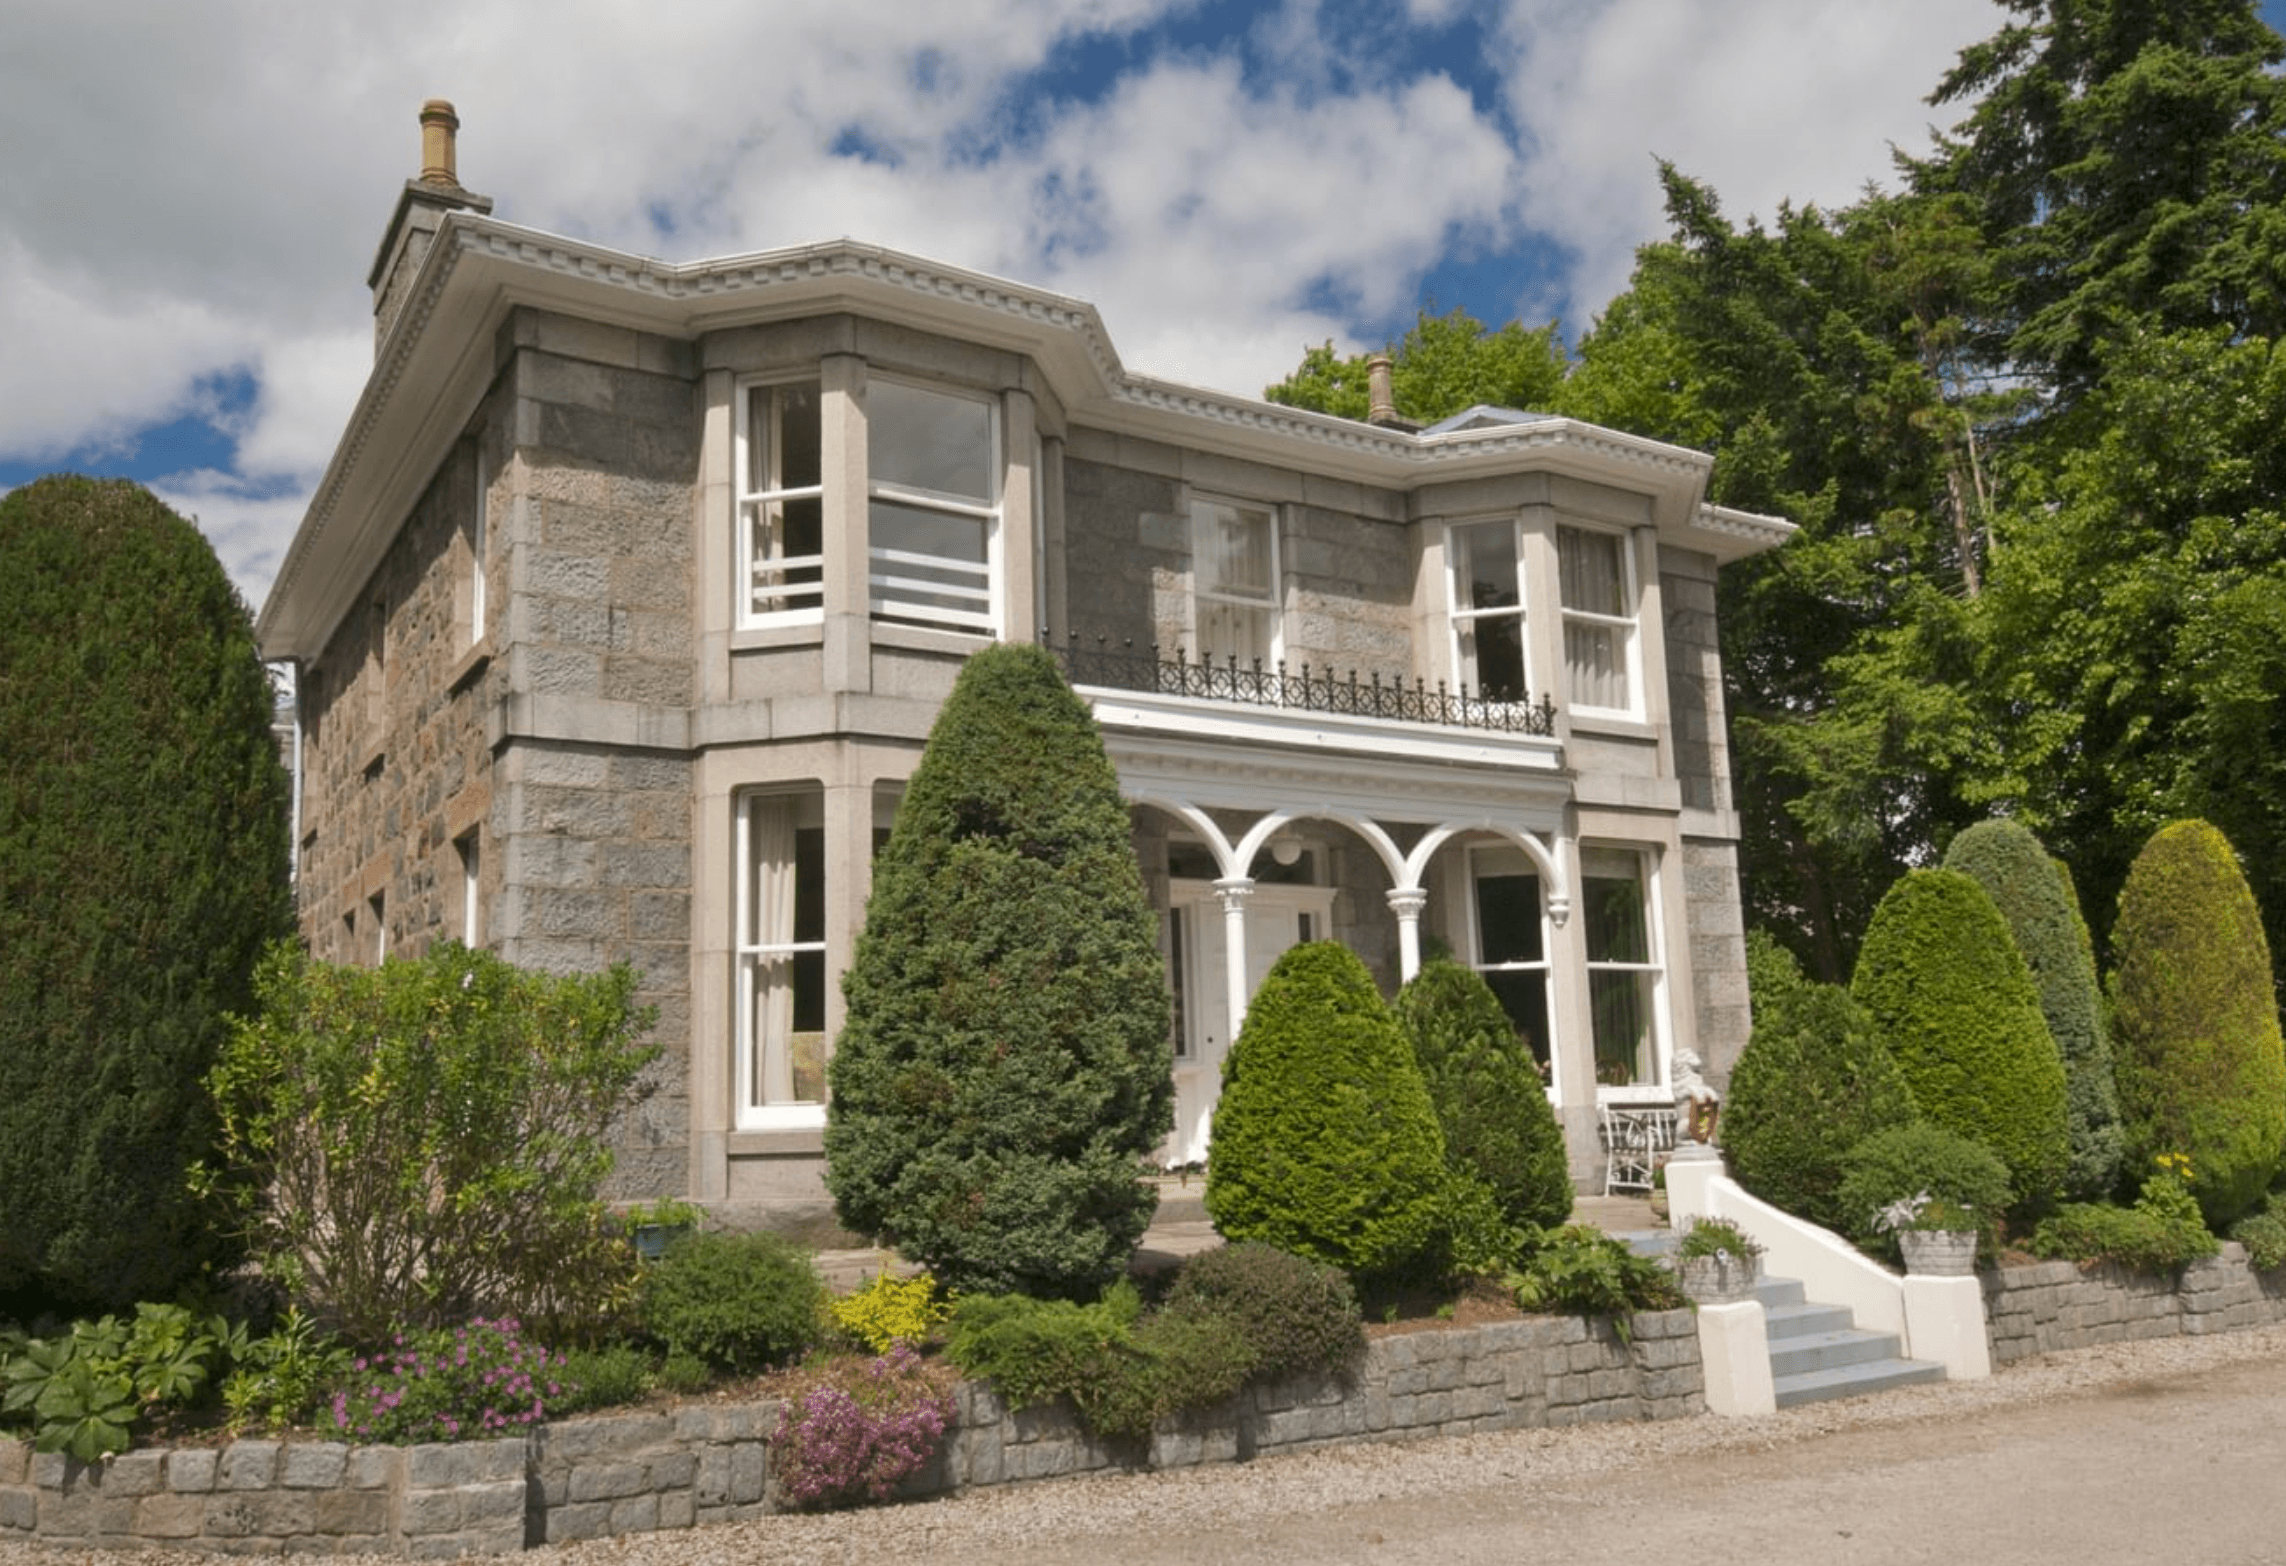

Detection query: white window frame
(458, 829), (482, 948)
(1557, 523), (1642, 717)
(1465, 841), (1559, 1103)
(1446, 517), (1533, 705)
(736, 379), (826, 628)
(736, 789), (830, 1129)
(470, 447), (489, 648)
(1186, 495), (1282, 670)
(866, 377), (1001, 635)
(1580, 843), (1669, 1097)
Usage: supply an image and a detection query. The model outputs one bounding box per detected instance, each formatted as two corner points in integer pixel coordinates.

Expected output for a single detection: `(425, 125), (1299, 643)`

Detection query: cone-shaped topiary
(1851, 869), (2070, 1212)
(1719, 981), (1918, 1232)
(1206, 942), (1448, 1279)
(1392, 958), (1571, 1231)
(2110, 820), (2286, 1227)
(0, 477), (293, 1313)
(825, 643), (1173, 1299)
(1944, 819), (2124, 1200)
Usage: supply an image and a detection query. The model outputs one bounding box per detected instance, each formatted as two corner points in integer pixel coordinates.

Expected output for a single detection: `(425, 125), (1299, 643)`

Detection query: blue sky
(6, 0), (2283, 608)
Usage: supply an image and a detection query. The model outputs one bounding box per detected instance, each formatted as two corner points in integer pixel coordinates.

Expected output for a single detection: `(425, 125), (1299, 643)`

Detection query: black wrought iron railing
(1045, 632), (1558, 737)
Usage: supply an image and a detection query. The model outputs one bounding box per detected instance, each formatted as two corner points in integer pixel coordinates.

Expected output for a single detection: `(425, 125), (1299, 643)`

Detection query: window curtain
(752, 799), (799, 1106)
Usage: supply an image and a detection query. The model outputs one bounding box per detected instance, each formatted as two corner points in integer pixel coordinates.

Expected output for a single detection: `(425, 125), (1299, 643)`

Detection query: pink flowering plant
(329, 1318), (573, 1444)
(770, 1344), (953, 1511)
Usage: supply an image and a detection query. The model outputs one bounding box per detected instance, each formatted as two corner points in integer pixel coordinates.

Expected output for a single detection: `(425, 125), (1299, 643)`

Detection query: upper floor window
(1449, 520), (1528, 702)
(1189, 498), (1279, 668)
(1558, 525), (1637, 714)
(739, 380), (825, 623)
(867, 379), (999, 633)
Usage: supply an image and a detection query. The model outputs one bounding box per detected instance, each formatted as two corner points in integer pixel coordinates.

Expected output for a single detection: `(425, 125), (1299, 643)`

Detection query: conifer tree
(0, 476), (291, 1311)
(825, 643), (1171, 1298)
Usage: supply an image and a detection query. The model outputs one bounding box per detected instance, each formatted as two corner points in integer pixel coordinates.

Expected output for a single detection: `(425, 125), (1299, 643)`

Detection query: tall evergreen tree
(0, 476), (292, 1312)
(1265, 307), (1568, 424)
(824, 643), (1172, 1299)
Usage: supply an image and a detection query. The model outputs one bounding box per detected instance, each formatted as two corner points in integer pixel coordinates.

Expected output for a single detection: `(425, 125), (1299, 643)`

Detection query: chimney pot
(419, 99), (460, 187)
(1366, 354), (1399, 426)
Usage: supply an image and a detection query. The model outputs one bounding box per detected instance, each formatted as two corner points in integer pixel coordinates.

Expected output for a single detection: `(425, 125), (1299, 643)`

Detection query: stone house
(255, 104), (1791, 1227)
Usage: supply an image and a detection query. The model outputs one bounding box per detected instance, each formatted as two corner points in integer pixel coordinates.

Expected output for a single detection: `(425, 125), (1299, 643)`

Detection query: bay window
(1189, 497), (1279, 667)
(1448, 520), (1528, 702)
(867, 379), (999, 632)
(738, 380), (825, 623)
(738, 790), (827, 1123)
(1558, 525), (1637, 713)
(1582, 846), (1664, 1088)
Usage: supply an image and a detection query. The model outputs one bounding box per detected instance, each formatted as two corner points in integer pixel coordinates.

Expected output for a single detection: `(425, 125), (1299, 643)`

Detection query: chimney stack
(368, 98), (494, 356)
(419, 99), (461, 187)
(1366, 354), (1400, 427)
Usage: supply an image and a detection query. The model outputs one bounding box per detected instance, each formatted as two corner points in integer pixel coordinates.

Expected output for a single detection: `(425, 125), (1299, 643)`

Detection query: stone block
(461, 1479), (526, 1526)
(101, 1451), (165, 1496)
(133, 1491), (204, 1539)
(0, 1489), (35, 1532)
(168, 1449), (220, 1493)
(280, 1443), (348, 1490)
(568, 1461), (647, 1502)
(398, 1486), (463, 1535)
(730, 1442), (767, 1506)
(694, 1448), (731, 1507)
(658, 1489), (696, 1530)
(646, 1450), (698, 1491)
(0, 1443), (23, 1486)
(544, 1500), (613, 1543)
(344, 1448), (398, 1490)
(219, 1441), (279, 1490)
(608, 1492), (660, 1534)
(313, 1488), (388, 1535)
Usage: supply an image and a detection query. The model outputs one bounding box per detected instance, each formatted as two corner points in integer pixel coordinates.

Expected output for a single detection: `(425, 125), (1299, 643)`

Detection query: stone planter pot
(1678, 1252), (1759, 1304)
(1647, 1188), (1670, 1222)
(1898, 1228), (1979, 1276)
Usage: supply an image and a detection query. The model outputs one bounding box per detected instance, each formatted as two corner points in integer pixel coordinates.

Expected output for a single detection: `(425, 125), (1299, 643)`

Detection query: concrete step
(1754, 1276), (1805, 1310)
(1768, 1326), (1910, 1379)
(1773, 1355), (1946, 1408)
(1763, 1299), (1855, 1341)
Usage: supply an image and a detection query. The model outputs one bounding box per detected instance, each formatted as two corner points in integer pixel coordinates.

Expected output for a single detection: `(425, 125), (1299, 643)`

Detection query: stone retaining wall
(1981, 1241), (2286, 1364)
(0, 1309), (1701, 1555)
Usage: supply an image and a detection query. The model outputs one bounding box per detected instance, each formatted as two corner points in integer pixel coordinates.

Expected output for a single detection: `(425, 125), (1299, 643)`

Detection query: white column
(1902, 1275), (1992, 1380)
(1387, 887), (1428, 983)
(1696, 1300), (1777, 1417)
(1213, 877), (1255, 1040)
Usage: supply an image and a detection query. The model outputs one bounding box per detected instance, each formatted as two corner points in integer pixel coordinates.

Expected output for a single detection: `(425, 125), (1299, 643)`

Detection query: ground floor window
(1468, 843), (1552, 1078)
(1581, 845), (1663, 1088)
(738, 790), (827, 1121)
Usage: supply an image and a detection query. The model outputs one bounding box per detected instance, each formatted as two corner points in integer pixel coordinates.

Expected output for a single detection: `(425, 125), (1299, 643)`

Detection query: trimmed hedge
(1851, 869), (2070, 1212)
(1392, 959), (1572, 1232)
(0, 477), (293, 1312)
(2109, 820), (2286, 1227)
(1944, 820), (2124, 1200)
(1719, 981), (1917, 1232)
(1205, 941), (1448, 1280)
(1834, 1122), (2014, 1263)
(826, 644), (1173, 1299)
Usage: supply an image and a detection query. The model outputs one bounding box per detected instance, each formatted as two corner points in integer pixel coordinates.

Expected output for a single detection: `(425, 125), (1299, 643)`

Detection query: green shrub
(1834, 1123), (2014, 1264)
(943, 1284), (1155, 1438)
(1850, 869), (2070, 1211)
(1206, 942), (1449, 1281)
(1744, 927), (1807, 1013)
(0, 477), (293, 1313)
(640, 1231), (829, 1375)
(1392, 959), (1573, 1232)
(1719, 981), (1917, 1231)
(2030, 1158), (2219, 1273)
(2109, 820), (2286, 1227)
(0, 1304), (238, 1461)
(2229, 1194), (2286, 1271)
(1945, 820), (2125, 1200)
(830, 1270), (953, 1354)
(827, 644), (1172, 1299)
(218, 1307), (353, 1433)
(1159, 1242), (1364, 1384)
(1506, 1226), (1685, 1336)
(548, 1343), (657, 1416)
(201, 942), (655, 1344)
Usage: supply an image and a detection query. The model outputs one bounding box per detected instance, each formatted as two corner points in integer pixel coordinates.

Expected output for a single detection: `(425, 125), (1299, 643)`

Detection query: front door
(1163, 880), (1337, 1166)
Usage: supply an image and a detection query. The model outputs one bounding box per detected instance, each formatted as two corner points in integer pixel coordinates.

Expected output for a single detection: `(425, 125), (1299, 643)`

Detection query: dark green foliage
(1834, 1123), (2015, 1263)
(2030, 1165), (2219, 1273)
(1392, 960), (1572, 1232)
(640, 1232), (828, 1374)
(1743, 928), (1807, 1015)
(549, 1344), (659, 1415)
(1265, 308), (1568, 423)
(1851, 870), (2071, 1210)
(2229, 1193), (2286, 1271)
(0, 476), (292, 1311)
(1944, 820), (2125, 1199)
(1159, 1242), (1364, 1383)
(1205, 942), (1448, 1280)
(943, 1284), (1158, 1440)
(1507, 1226), (1686, 1335)
(826, 644), (1172, 1300)
(1718, 982), (1918, 1231)
(203, 943), (656, 1345)
(2109, 820), (2286, 1226)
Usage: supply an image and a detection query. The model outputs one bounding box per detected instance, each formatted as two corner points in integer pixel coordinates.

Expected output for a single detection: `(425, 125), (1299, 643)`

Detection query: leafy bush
(1159, 1242), (1364, 1384)
(2109, 820), (2286, 1227)
(827, 644), (1172, 1299)
(1674, 1217), (1762, 1263)
(1206, 942), (1449, 1281)
(1850, 869), (2070, 1211)
(0, 476), (293, 1312)
(640, 1231), (829, 1375)
(1507, 1225), (1685, 1336)
(2229, 1194), (2286, 1271)
(1834, 1123), (2014, 1264)
(328, 1318), (568, 1443)
(1719, 981), (1917, 1231)
(544, 1344), (657, 1417)
(831, 1269), (953, 1354)
(0, 1304), (237, 1461)
(770, 1344), (953, 1511)
(201, 941), (656, 1344)
(944, 1284), (1153, 1436)
(1743, 927), (1807, 1012)
(1944, 820), (2125, 1200)
(1392, 959), (1573, 1232)
(2030, 1157), (2220, 1273)
(219, 1307), (353, 1434)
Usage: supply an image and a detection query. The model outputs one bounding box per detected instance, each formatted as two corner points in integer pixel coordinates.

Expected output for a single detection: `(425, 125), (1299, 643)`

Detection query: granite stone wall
(1981, 1243), (2286, 1364)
